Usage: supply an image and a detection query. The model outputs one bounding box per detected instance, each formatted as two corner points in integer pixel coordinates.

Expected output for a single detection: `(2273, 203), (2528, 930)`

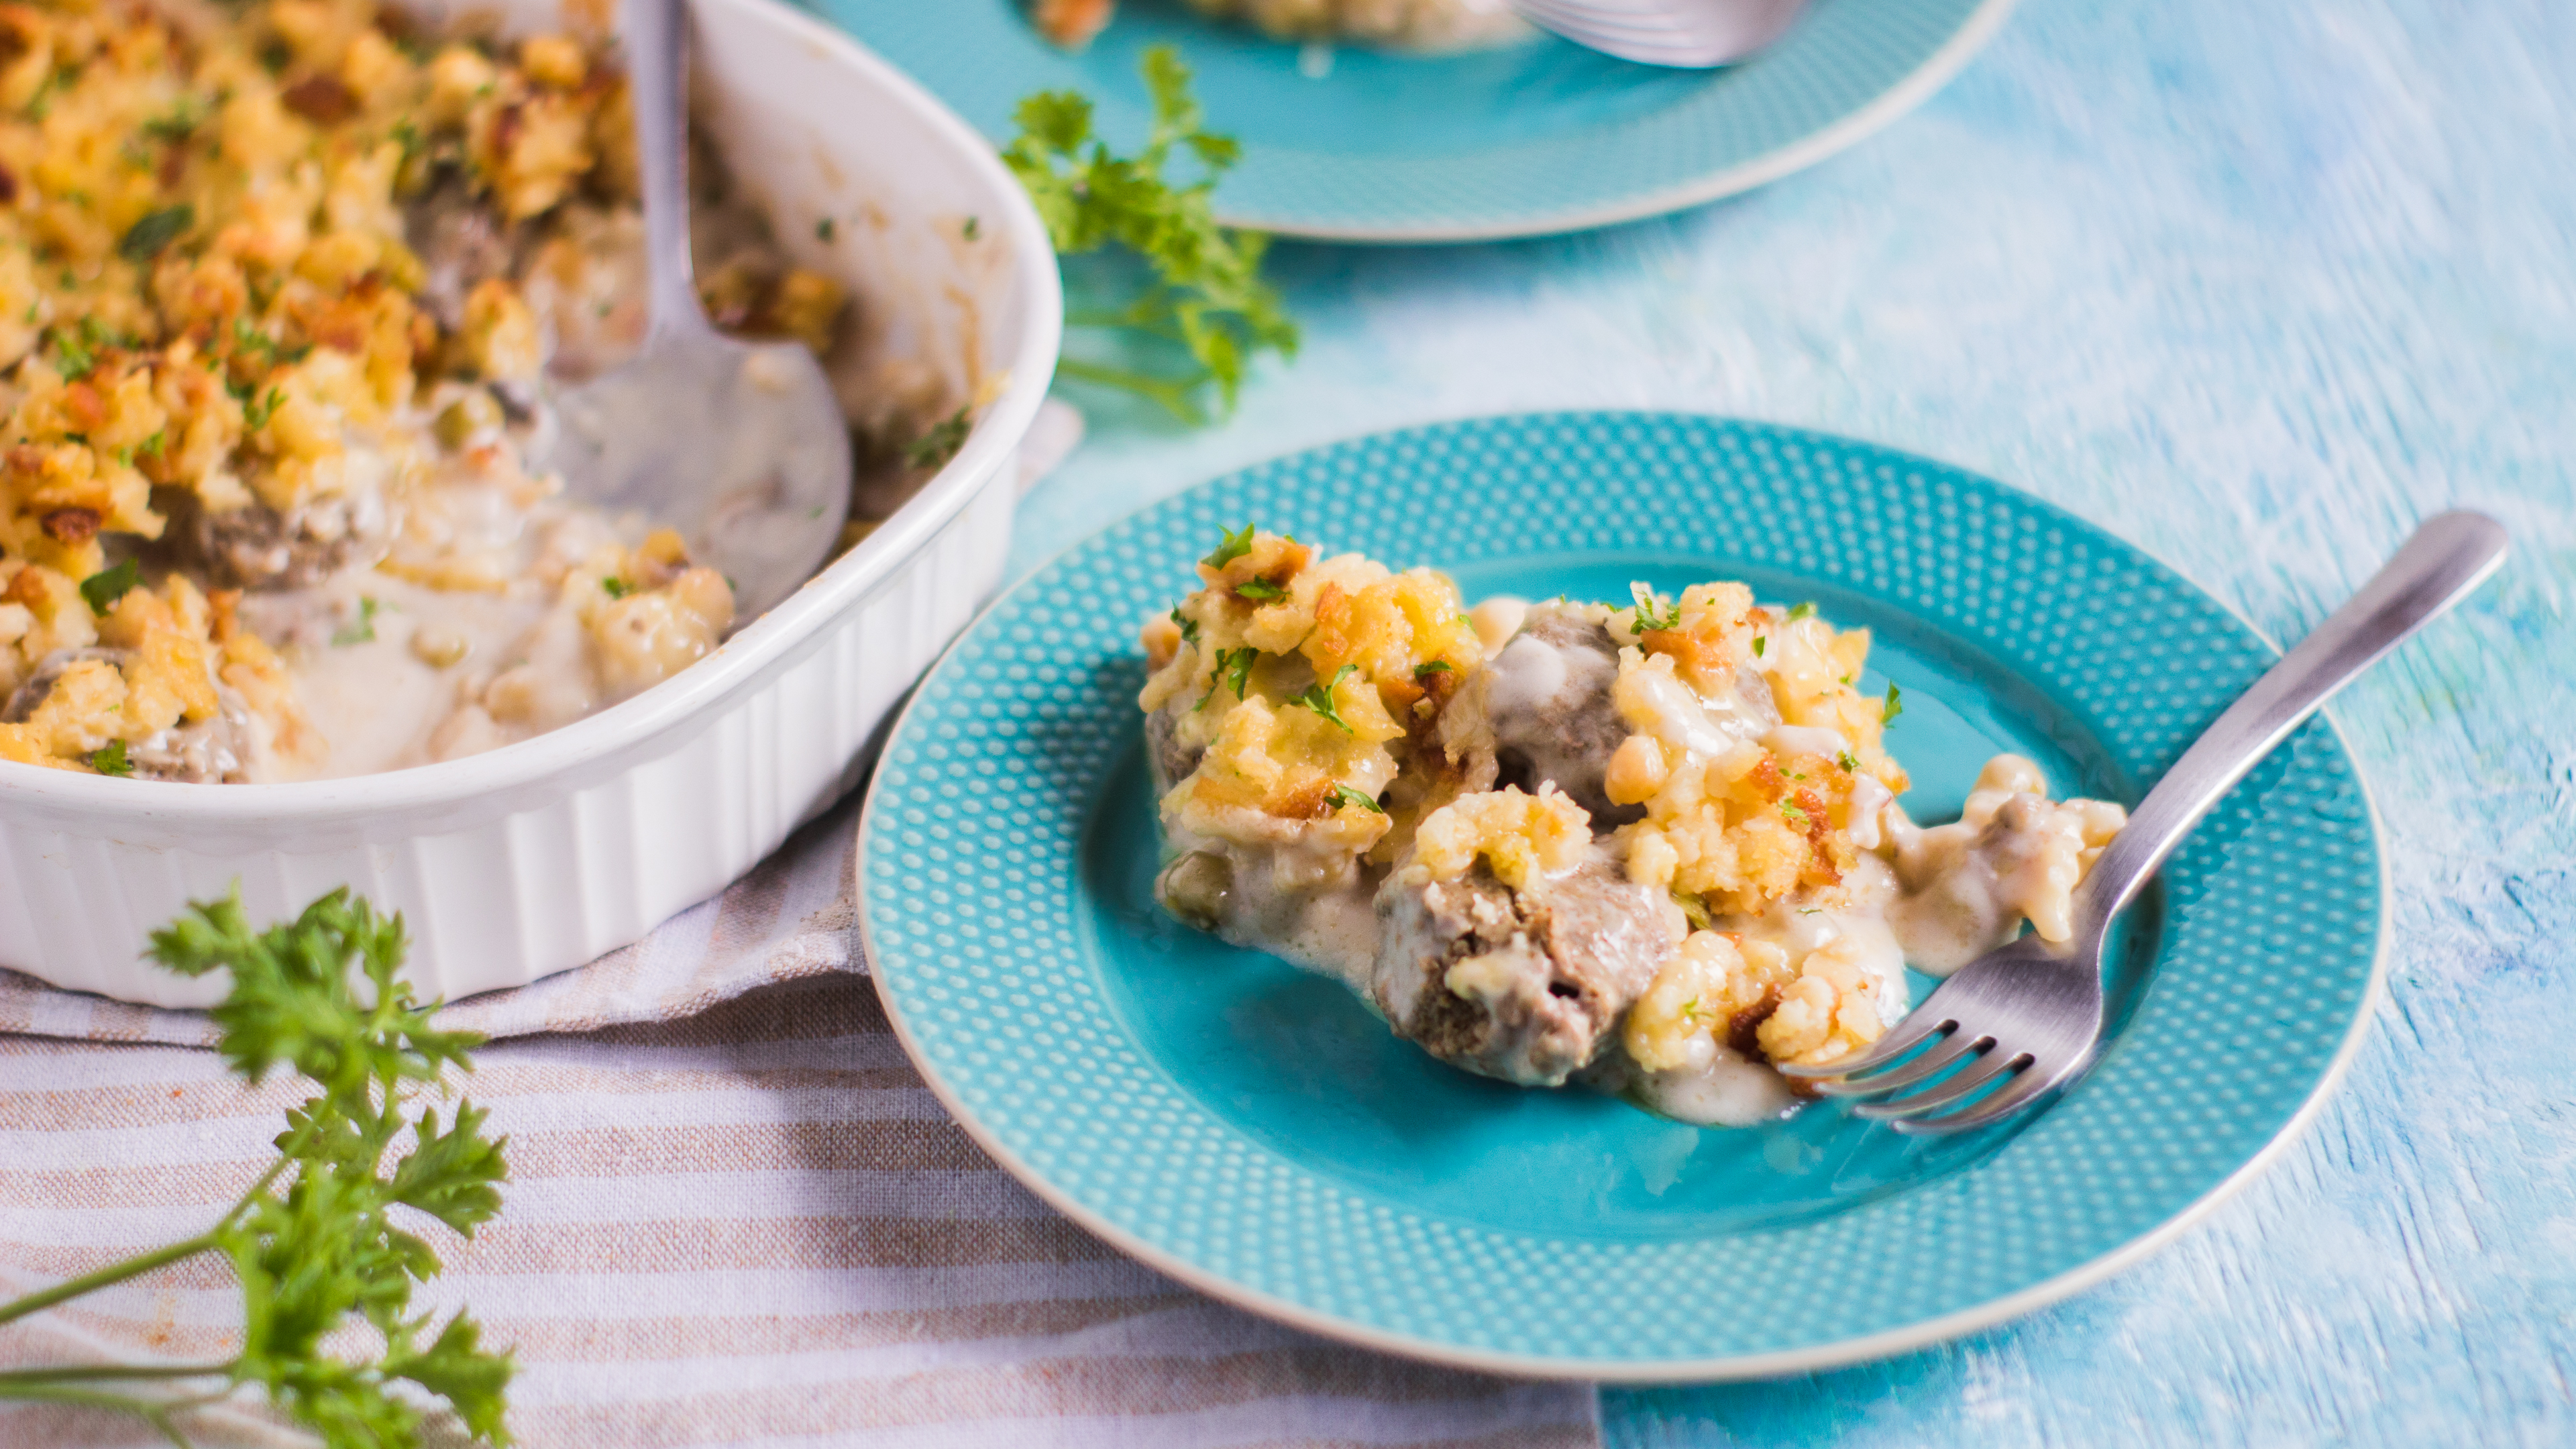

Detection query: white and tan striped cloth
(0, 795), (1601, 1448)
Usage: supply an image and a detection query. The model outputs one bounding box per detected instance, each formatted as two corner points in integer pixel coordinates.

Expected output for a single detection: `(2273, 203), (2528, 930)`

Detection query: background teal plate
(813, 0), (2019, 240)
(859, 413), (2387, 1377)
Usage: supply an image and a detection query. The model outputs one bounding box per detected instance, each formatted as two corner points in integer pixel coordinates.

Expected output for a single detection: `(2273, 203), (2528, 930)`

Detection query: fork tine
(1892, 1047), (2090, 1136)
(1777, 1004), (1956, 1081)
(1853, 1049), (2029, 1122)
(1810, 1027), (1989, 1099)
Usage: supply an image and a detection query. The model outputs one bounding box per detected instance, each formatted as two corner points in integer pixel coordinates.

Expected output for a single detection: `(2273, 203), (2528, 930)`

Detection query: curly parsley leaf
(1199, 645), (1257, 710)
(79, 557), (140, 613)
(331, 596), (381, 646)
(1882, 682), (1904, 725)
(1788, 601), (1817, 621)
(1233, 578), (1285, 602)
(1002, 46), (1297, 423)
(1628, 582), (1682, 633)
(1413, 659), (1452, 678)
(1291, 663), (1360, 733)
(904, 407), (971, 470)
(1327, 784), (1385, 814)
(117, 204), (194, 264)
(89, 739), (133, 776)
(1201, 522), (1254, 570)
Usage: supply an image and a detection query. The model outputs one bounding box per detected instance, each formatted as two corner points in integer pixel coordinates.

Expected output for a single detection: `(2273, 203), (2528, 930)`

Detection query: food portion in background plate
(1138, 529), (2127, 1124)
(0, 0), (932, 784)
(1030, 0), (1529, 52)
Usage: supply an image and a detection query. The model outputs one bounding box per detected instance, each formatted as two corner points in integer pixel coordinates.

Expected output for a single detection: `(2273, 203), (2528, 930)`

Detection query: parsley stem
(1053, 358), (1206, 423)
(0, 1363), (233, 1383)
(0, 1233), (221, 1327)
(0, 1382), (196, 1447)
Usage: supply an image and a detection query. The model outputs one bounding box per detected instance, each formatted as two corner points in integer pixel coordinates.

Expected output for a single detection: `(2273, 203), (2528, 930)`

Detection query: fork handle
(2076, 511), (2508, 936)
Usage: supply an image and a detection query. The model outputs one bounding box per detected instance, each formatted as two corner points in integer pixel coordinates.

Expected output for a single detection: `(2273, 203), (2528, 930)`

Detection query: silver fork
(1781, 511), (2509, 1134)
(1511, 0), (1809, 68)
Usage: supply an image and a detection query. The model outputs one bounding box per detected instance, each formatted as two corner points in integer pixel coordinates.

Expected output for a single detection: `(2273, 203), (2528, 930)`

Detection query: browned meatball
(1371, 860), (1675, 1087)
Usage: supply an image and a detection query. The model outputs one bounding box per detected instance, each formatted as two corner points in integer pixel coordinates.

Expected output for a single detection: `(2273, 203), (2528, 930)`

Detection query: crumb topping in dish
(1139, 529), (2131, 1126)
(0, 0), (868, 782)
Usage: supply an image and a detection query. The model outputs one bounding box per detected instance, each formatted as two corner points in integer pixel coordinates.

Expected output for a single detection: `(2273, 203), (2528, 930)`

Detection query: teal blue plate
(814, 0), (2018, 240)
(859, 413), (2386, 1378)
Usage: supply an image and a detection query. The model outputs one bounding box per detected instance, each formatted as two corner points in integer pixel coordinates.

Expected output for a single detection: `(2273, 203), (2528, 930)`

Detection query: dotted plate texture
(818, 0), (2015, 241)
(859, 413), (2384, 1379)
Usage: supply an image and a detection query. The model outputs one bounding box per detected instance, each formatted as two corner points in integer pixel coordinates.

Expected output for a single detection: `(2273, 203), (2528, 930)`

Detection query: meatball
(1371, 860), (1676, 1087)
(1481, 604), (1636, 826)
(1144, 703), (1203, 796)
(159, 488), (391, 591)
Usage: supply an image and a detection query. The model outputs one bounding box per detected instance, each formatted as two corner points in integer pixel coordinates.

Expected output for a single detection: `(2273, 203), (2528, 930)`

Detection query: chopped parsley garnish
(1002, 46), (1296, 422)
(1199, 646), (1256, 709)
(142, 98), (203, 142)
(1678, 996), (1706, 1024)
(1201, 522), (1256, 571)
(78, 557), (140, 613)
(1800, 907), (1824, 916)
(331, 596), (382, 645)
(1327, 784), (1385, 814)
(600, 577), (633, 600)
(1414, 659), (1453, 678)
(814, 216), (836, 242)
(1753, 635), (1766, 658)
(1837, 750), (1860, 773)
(51, 325), (94, 378)
(1291, 663), (1359, 733)
(1672, 892), (1712, 931)
(139, 428), (164, 458)
(1882, 682), (1904, 724)
(962, 215), (981, 240)
(1171, 608), (1199, 645)
(1234, 578), (1285, 602)
(1780, 799), (1811, 828)
(243, 387), (284, 431)
(229, 316), (311, 368)
(115, 204), (193, 264)
(1788, 602), (1817, 621)
(1627, 582), (1682, 633)
(89, 739), (133, 776)
(904, 407), (972, 470)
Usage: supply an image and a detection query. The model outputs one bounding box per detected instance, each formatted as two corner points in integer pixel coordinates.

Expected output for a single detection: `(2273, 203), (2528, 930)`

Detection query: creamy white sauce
(1632, 1046), (1801, 1128)
(1764, 723), (1852, 760)
(1485, 630), (1576, 718)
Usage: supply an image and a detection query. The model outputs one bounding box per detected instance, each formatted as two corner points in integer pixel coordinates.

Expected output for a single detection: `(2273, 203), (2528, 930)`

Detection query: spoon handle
(624, 0), (706, 337)
(2078, 510), (2508, 933)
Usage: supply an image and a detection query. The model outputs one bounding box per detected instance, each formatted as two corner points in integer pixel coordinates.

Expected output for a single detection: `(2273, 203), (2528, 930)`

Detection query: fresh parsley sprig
(0, 888), (515, 1449)
(1003, 47), (1297, 423)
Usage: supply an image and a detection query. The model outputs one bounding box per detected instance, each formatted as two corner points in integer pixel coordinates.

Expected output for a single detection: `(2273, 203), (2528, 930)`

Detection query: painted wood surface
(1008, 0), (2575, 1442)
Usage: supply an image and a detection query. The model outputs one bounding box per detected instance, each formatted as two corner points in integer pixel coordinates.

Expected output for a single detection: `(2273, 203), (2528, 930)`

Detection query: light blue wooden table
(1006, 0), (2575, 1442)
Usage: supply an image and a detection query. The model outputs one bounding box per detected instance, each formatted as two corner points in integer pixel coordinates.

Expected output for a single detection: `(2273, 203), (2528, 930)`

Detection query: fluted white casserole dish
(0, 0), (1062, 1008)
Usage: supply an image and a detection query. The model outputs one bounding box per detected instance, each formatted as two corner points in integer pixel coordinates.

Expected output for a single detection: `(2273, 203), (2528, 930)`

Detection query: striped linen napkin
(0, 796), (1602, 1446)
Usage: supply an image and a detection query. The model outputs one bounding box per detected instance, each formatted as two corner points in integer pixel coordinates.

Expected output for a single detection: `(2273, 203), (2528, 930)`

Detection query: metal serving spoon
(543, 0), (851, 621)
(1782, 511), (2510, 1133)
(1511, 0), (1809, 68)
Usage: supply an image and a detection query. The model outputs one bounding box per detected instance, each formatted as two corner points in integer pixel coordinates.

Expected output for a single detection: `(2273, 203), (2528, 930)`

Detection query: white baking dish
(0, 0), (1061, 1008)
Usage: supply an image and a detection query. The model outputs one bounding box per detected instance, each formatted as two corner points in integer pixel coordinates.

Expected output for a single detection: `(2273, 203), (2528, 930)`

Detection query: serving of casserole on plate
(861, 411), (2385, 1378)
